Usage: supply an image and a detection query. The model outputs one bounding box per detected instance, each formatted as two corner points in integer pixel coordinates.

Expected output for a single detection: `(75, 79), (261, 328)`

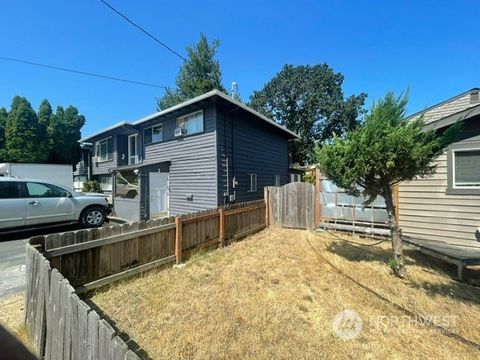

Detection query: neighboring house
(80, 90), (298, 221)
(399, 88), (480, 247)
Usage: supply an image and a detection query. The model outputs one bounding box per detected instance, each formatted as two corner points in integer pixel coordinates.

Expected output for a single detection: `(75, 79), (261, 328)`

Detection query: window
(274, 175), (281, 186)
(25, 182), (70, 198)
(177, 110), (204, 135)
(95, 137), (112, 162)
(0, 181), (20, 199)
(248, 174), (257, 192)
(290, 173), (302, 182)
(115, 170), (139, 199)
(128, 134), (140, 165)
(97, 175), (113, 192)
(145, 124), (163, 144)
(453, 149), (480, 188)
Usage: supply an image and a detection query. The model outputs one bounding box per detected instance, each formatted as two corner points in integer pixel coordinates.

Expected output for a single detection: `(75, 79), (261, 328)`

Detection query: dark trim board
(402, 236), (480, 281)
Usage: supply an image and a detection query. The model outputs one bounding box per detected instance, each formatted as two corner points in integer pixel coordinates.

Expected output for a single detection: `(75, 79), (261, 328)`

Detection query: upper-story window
(95, 137), (112, 162)
(176, 110), (204, 136)
(144, 124), (163, 144)
(453, 149), (480, 188)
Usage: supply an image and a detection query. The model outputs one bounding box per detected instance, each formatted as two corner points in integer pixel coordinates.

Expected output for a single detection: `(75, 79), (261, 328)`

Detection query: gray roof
(81, 90), (299, 141)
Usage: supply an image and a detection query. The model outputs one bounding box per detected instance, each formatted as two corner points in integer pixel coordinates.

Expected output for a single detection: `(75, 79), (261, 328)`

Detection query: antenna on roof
(231, 82), (238, 98)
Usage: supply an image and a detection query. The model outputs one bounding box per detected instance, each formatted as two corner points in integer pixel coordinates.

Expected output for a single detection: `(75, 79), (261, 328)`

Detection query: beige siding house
(399, 88), (480, 247)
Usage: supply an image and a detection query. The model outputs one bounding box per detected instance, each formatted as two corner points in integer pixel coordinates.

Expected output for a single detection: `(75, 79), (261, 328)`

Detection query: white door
(149, 172), (169, 218)
(128, 134), (139, 165)
(24, 182), (75, 226)
(0, 181), (26, 230)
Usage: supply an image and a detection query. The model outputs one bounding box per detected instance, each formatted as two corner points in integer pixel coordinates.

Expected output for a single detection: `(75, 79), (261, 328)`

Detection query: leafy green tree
(0, 107), (7, 160)
(4, 96), (48, 162)
(48, 105), (86, 165)
(157, 34), (226, 110)
(249, 64), (367, 165)
(317, 92), (459, 277)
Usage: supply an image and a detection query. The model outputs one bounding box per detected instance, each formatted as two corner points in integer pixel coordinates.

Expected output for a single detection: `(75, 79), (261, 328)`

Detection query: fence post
(315, 168), (322, 227)
(175, 216), (183, 264)
(264, 187), (269, 227)
(219, 209), (225, 247)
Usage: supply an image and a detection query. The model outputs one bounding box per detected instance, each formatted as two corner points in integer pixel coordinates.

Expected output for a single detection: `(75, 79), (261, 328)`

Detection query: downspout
(224, 106), (239, 204)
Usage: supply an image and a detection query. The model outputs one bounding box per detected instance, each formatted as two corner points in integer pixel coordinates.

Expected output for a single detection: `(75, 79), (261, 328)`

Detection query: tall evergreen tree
(37, 99), (53, 159)
(0, 107), (7, 161)
(48, 105), (85, 165)
(157, 34), (226, 110)
(5, 96), (47, 162)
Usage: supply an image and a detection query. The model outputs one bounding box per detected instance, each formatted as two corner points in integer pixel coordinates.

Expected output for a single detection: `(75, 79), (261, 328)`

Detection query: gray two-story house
(80, 90), (298, 221)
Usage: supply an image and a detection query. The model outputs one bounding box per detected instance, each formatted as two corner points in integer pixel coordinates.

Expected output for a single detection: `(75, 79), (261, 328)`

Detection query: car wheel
(81, 206), (106, 228)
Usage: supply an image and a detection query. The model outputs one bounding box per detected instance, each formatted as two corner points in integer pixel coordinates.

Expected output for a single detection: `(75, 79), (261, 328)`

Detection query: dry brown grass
(0, 293), (31, 348)
(90, 228), (480, 359)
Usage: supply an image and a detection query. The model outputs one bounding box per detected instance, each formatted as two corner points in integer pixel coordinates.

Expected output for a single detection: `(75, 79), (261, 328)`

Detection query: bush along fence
(24, 200), (266, 359)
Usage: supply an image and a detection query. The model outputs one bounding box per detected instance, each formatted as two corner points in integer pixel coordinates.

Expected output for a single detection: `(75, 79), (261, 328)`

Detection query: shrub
(82, 180), (103, 193)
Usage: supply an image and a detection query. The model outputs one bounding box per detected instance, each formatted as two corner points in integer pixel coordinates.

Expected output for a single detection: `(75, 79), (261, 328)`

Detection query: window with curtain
(95, 137), (112, 162)
(454, 150), (480, 187)
(177, 110), (204, 135)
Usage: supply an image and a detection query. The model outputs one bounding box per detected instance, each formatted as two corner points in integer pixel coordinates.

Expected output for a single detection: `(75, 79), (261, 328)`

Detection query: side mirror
(67, 192), (73, 198)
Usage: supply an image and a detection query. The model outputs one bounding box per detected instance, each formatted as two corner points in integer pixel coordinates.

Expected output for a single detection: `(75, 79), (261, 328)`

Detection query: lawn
(89, 228), (480, 359)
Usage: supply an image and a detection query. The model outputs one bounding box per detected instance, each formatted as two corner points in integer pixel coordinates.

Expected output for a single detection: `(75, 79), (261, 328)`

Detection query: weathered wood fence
(24, 200), (266, 359)
(266, 182), (316, 229)
(25, 245), (139, 360)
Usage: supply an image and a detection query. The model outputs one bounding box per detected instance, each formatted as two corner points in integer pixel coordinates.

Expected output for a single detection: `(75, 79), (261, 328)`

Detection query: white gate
(149, 172), (169, 218)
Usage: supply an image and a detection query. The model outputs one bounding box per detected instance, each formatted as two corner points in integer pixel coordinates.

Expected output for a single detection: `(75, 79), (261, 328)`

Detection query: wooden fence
(24, 200), (266, 359)
(25, 245), (139, 360)
(266, 182), (316, 229)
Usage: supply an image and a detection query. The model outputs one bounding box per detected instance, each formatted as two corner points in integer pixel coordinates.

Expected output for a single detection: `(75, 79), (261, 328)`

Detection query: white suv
(0, 177), (112, 232)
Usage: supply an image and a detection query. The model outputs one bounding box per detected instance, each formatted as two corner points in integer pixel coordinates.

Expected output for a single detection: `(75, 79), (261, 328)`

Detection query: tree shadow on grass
(325, 240), (480, 306)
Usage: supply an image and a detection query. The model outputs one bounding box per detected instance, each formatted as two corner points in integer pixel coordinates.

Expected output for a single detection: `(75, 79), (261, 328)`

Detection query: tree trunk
(384, 185), (406, 278)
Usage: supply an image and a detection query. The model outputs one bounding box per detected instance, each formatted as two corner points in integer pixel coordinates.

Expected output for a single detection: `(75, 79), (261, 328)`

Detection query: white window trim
(145, 124), (163, 144)
(95, 137), (111, 162)
(176, 110), (204, 136)
(274, 175), (281, 187)
(128, 134), (140, 165)
(452, 148), (480, 189)
(248, 173), (257, 192)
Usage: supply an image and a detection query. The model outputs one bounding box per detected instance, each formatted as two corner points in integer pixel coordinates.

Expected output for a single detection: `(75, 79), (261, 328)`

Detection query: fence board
(268, 183), (315, 229)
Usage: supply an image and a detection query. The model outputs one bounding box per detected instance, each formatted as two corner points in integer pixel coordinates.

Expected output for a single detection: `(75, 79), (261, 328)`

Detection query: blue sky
(0, 0), (478, 137)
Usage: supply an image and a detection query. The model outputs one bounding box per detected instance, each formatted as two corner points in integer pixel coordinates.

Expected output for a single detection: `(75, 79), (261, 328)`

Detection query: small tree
(157, 34), (226, 110)
(317, 92), (458, 277)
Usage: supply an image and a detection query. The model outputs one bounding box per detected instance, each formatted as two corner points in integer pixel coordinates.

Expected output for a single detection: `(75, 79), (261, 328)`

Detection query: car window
(25, 182), (70, 198)
(0, 181), (20, 199)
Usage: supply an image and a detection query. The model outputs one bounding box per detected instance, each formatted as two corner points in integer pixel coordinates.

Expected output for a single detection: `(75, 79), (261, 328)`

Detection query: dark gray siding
(143, 132), (217, 215)
(216, 107), (290, 204)
(90, 134), (117, 175)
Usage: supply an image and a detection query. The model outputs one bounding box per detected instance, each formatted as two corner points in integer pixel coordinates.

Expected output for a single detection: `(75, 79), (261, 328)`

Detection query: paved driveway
(0, 238), (28, 299)
(0, 219), (125, 300)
